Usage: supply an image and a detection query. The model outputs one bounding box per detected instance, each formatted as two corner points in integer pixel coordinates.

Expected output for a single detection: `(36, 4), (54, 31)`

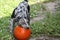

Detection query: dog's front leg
(9, 18), (15, 33)
(9, 18), (17, 40)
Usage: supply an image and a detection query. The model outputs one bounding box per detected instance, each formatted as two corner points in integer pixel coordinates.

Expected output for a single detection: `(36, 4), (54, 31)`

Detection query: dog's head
(15, 12), (30, 29)
(15, 13), (29, 29)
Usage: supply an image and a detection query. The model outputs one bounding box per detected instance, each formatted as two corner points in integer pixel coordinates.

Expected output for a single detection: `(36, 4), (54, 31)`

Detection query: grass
(31, 11), (60, 37)
(0, 0), (60, 40)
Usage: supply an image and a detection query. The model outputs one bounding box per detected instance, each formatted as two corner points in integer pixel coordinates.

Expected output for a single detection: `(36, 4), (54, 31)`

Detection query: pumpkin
(13, 26), (31, 40)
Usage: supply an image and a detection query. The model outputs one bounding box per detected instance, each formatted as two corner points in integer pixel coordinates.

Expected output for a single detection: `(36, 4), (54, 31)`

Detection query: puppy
(9, 0), (30, 35)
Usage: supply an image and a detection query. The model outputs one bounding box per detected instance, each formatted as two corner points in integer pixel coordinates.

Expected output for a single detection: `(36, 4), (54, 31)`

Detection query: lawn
(0, 0), (60, 40)
(31, 11), (60, 37)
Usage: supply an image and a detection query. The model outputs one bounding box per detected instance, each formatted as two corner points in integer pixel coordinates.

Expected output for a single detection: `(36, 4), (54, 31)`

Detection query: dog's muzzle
(16, 17), (29, 29)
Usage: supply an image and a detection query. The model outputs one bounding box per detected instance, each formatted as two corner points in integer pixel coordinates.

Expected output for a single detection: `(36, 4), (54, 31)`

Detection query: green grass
(0, 0), (60, 40)
(31, 11), (60, 37)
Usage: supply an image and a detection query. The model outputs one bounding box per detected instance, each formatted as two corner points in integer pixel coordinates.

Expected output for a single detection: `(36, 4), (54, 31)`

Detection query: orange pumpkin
(13, 26), (31, 40)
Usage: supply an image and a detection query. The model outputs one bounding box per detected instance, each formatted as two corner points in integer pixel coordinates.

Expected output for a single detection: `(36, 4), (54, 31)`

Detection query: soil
(29, 34), (60, 40)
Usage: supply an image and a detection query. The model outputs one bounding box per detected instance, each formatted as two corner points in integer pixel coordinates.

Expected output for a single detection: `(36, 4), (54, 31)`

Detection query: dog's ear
(27, 5), (30, 25)
(27, 5), (30, 13)
(11, 8), (17, 18)
(24, 0), (28, 2)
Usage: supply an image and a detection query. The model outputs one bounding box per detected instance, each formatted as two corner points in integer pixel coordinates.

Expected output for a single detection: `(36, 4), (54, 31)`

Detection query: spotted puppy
(9, 0), (30, 33)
